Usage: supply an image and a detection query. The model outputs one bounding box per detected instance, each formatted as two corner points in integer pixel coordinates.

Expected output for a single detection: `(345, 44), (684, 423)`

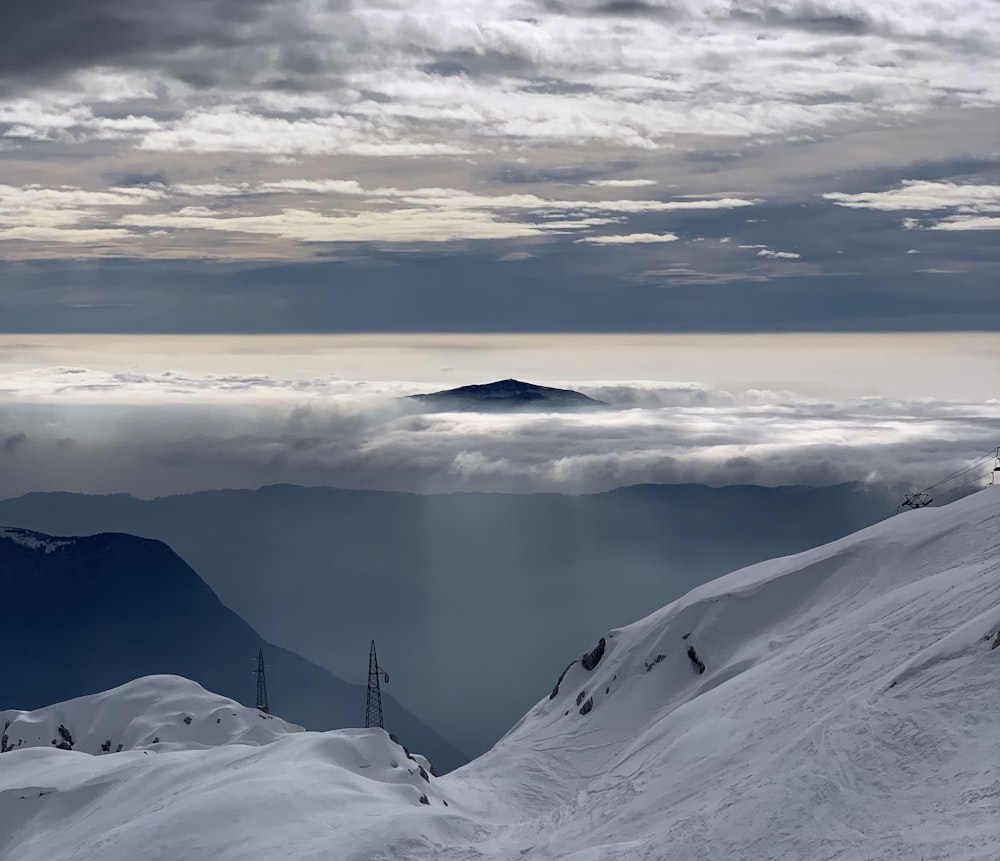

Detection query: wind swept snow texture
(0, 676), (301, 756)
(2, 489), (998, 861)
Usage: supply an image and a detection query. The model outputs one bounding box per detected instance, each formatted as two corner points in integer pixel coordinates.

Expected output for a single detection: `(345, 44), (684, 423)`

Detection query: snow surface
(0, 526), (72, 554)
(2, 489), (998, 861)
(1, 676), (301, 755)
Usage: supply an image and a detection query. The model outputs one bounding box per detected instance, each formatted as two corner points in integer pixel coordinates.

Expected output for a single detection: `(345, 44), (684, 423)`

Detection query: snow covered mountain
(1, 675), (301, 756)
(0, 527), (465, 772)
(0, 481), (897, 756)
(1, 489), (997, 861)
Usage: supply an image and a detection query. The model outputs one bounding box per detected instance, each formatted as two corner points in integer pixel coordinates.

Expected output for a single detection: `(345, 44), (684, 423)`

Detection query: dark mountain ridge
(0, 526), (466, 772)
(408, 378), (607, 410)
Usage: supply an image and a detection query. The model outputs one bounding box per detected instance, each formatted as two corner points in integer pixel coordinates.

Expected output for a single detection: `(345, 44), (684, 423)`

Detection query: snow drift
(1, 676), (300, 756)
(2, 489), (998, 861)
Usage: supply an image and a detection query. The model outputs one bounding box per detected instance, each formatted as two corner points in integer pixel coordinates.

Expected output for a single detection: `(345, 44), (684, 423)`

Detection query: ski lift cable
(930, 471), (993, 505)
(921, 465), (989, 497)
(914, 450), (996, 495)
(920, 451), (994, 489)
(928, 467), (993, 501)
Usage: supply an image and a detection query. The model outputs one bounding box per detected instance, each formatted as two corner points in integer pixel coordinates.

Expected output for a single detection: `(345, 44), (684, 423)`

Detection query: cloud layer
(2, 365), (996, 499)
(5, 1), (998, 149)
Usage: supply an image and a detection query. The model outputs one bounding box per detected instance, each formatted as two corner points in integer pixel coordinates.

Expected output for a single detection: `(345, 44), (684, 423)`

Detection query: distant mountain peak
(409, 378), (606, 411)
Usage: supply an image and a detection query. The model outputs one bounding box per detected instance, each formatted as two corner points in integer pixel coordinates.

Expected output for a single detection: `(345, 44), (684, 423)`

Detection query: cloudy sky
(1, 0), (998, 332)
(1, 333), (997, 500)
(2, 5), (998, 748)
(0, 4), (997, 497)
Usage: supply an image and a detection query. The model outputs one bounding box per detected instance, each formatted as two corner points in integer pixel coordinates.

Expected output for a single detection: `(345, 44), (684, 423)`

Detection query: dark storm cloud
(413, 50), (537, 79)
(493, 161), (643, 185)
(683, 150), (747, 165)
(0, 0), (347, 91)
(543, 0), (679, 18)
(417, 61), (470, 78)
(589, 1), (680, 18)
(728, 4), (873, 36)
(104, 171), (171, 188)
(518, 79), (596, 95)
(825, 156), (1000, 196)
(2, 431), (27, 452)
(2, 0), (258, 76)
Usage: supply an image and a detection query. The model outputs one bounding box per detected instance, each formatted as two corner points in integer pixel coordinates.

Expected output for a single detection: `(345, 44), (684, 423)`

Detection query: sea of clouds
(2, 367), (996, 498)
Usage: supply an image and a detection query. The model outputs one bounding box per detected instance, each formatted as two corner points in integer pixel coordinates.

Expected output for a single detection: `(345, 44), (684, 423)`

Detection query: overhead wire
(930, 469), (995, 506)
(894, 445), (998, 514)
(914, 450), (996, 496)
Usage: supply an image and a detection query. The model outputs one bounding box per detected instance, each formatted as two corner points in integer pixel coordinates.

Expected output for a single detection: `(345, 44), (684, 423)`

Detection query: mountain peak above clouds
(408, 378), (607, 411)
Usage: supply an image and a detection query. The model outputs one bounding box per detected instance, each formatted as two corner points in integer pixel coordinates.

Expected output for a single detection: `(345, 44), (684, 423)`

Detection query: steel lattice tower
(364, 639), (388, 729)
(255, 648), (270, 714)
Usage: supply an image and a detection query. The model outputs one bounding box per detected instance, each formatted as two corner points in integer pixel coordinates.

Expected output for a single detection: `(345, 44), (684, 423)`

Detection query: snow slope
(1, 489), (997, 861)
(1, 676), (300, 756)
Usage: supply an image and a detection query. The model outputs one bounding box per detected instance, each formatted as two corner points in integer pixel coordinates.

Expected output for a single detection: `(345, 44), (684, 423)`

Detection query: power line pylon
(255, 648), (270, 714)
(365, 639), (389, 729)
(898, 491), (933, 512)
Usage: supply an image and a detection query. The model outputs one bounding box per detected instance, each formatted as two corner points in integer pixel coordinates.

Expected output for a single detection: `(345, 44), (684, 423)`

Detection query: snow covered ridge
(1, 489), (998, 861)
(0, 526), (73, 554)
(466, 487), (1000, 858)
(1, 676), (302, 756)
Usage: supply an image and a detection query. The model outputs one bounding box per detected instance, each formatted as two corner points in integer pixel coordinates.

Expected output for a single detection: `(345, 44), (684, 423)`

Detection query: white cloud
(0, 179), (758, 253)
(121, 206), (609, 244)
(0, 184), (160, 244)
(0, 226), (135, 243)
(928, 215), (1000, 231)
(173, 182), (252, 197)
(577, 232), (679, 245)
(757, 249), (801, 259)
(137, 108), (477, 157)
(1, 0), (997, 264)
(4, 0), (996, 157)
(587, 179), (657, 188)
(824, 181), (1000, 213)
(260, 179), (367, 195)
(1, 368), (996, 498)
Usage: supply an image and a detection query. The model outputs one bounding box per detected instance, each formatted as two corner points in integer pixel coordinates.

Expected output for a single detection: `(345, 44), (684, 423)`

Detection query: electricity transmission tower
(364, 639), (389, 729)
(255, 648), (270, 714)
(899, 491), (933, 511)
